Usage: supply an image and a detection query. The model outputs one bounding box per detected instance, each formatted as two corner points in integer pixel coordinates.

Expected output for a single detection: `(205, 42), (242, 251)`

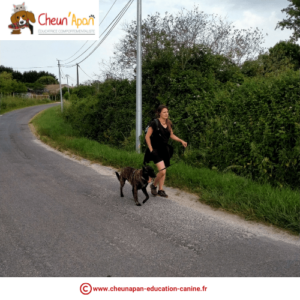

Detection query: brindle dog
(115, 165), (156, 206)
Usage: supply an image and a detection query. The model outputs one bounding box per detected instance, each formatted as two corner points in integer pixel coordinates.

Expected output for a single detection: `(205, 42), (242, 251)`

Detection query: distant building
(45, 84), (72, 95)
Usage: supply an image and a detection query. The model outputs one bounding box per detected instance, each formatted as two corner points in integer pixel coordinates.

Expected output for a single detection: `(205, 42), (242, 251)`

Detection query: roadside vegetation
(31, 105), (299, 234)
(0, 68), (60, 114)
(0, 95), (53, 115)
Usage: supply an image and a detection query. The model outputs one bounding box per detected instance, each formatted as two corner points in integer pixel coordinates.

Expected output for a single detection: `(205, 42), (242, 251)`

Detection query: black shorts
(143, 144), (173, 168)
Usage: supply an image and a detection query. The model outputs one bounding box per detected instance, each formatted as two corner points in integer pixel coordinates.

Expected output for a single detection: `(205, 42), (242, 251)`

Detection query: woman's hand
(181, 140), (187, 148)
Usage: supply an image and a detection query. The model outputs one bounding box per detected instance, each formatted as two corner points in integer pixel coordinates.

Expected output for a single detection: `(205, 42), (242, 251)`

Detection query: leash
(144, 146), (187, 173)
(158, 149), (185, 172)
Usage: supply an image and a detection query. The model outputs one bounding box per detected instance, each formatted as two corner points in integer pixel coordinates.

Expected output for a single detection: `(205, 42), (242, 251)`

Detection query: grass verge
(0, 96), (54, 115)
(31, 105), (300, 234)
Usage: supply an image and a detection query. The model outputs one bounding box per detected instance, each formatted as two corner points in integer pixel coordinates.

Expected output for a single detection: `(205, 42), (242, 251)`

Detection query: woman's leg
(153, 161), (167, 191)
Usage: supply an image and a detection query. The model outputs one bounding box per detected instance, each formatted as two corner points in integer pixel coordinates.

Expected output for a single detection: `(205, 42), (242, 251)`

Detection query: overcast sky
(0, 0), (297, 85)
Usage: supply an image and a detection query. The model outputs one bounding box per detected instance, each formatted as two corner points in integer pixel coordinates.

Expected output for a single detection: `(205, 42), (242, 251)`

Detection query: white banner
(0, 278), (299, 300)
(0, 0), (99, 40)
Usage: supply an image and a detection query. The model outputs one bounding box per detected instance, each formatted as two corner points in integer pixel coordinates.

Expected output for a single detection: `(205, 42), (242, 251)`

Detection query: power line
(62, 0), (133, 68)
(61, 67), (66, 79)
(60, 41), (90, 63)
(62, 0), (130, 65)
(10, 65), (58, 70)
(98, 0), (118, 27)
(67, 75), (76, 82)
(59, 0), (118, 62)
(62, 0), (133, 66)
(79, 65), (95, 80)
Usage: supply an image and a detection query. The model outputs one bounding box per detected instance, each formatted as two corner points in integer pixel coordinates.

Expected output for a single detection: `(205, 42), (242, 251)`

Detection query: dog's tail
(115, 172), (120, 181)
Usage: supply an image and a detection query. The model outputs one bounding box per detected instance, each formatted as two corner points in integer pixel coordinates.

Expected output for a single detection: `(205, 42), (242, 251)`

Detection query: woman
(144, 105), (187, 198)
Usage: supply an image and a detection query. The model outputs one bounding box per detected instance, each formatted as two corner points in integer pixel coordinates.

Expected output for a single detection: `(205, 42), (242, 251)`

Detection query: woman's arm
(145, 126), (154, 152)
(170, 130), (188, 147)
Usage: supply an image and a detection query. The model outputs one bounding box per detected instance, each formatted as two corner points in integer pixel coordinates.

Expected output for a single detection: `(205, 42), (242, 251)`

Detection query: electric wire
(79, 65), (95, 80)
(62, 0), (133, 67)
(11, 65), (58, 70)
(66, 74), (75, 82)
(62, 0), (131, 65)
(59, 0), (118, 62)
(61, 67), (66, 79)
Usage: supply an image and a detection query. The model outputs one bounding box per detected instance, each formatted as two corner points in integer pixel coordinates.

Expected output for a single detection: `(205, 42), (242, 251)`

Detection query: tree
(0, 72), (27, 93)
(22, 70), (58, 83)
(110, 5), (265, 78)
(269, 40), (300, 70)
(35, 76), (58, 85)
(0, 65), (23, 82)
(276, 0), (300, 42)
(241, 40), (300, 77)
(0, 66), (58, 83)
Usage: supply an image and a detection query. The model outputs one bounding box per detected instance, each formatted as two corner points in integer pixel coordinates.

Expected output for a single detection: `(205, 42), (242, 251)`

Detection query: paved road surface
(0, 104), (299, 276)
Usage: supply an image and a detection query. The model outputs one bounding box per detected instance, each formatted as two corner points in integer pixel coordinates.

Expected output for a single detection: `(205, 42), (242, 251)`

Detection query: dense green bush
(63, 79), (136, 144)
(64, 92), (70, 100)
(269, 41), (300, 71)
(61, 87), (68, 94)
(25, 82), (45, 90)
(0, 72), (27, 93)
(241, 41), (300, 78)
(71, 85), (96, 98)
(198, 70), (300, 189)
(63, 46), (300, 190)
(35, 76), (58, 85)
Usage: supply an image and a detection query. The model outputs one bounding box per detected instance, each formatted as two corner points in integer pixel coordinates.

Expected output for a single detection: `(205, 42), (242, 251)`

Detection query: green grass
(0, 96), (54, 115)
(31, 105), (300, 234)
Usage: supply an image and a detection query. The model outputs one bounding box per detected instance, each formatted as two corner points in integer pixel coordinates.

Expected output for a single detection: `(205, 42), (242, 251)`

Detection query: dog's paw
(142, 199), (149, 204)
(135, 203), (141, 206)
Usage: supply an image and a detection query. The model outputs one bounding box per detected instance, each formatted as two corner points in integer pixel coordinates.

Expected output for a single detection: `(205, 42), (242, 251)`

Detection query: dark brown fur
(115, 166), (156, 206)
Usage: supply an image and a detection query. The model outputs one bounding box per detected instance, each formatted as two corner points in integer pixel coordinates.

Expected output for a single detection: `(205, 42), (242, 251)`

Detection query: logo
(8, 2), (36, 35)
(37, 12), (95, 29)
(1, 0), (99, 40)
(80, 283), (92, 295)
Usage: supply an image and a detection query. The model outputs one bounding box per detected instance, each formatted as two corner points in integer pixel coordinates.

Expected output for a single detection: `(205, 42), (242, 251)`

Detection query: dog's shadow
(120, 184), (155, 205)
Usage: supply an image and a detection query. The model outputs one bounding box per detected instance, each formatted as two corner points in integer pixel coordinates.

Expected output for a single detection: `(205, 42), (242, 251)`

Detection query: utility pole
(57, 60), (63, 112)
(66, 75), (70, 94)
(77, 64), (79, 87)
(136, 0), (142, 153)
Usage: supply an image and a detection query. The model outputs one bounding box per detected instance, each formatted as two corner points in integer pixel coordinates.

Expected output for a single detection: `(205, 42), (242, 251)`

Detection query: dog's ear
(11, 13), (17, 24)
(26, 11), (36, 23)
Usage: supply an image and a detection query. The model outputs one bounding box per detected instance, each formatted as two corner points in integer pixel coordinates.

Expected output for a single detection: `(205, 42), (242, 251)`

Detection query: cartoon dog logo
(8, 3), (36, 35)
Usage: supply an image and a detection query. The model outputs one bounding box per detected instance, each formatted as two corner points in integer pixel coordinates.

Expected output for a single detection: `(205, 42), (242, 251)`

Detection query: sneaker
(158, 190), (168, 198)
(150, 183), (158, 196)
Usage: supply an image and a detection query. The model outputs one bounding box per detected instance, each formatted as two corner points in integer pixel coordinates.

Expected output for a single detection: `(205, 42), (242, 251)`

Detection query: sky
(0, 0), (297, 86)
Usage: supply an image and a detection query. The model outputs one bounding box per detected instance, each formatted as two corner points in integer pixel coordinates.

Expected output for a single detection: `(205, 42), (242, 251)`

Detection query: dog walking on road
(115, 165), (156, 206)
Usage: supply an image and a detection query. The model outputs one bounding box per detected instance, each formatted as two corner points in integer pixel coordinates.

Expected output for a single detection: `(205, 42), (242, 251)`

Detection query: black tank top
(150, 119), (170, 149)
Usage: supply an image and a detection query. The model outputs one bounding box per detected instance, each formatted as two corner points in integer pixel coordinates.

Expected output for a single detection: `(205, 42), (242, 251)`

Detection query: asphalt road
(0, 103), (299, 277)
